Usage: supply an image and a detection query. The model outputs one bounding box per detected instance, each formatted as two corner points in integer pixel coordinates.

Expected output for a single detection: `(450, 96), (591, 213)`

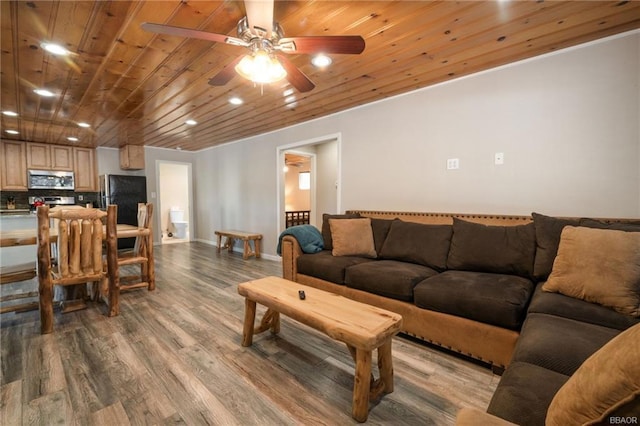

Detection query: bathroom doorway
(157, 160), (193, 244)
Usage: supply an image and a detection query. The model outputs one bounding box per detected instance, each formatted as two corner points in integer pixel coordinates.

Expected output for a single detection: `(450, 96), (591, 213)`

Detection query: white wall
(193, 32), (639, 258)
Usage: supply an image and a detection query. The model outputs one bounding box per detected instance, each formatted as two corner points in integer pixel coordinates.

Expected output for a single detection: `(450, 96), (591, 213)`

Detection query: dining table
(0, 223), (142, 313)
(0, 224), (140, 248)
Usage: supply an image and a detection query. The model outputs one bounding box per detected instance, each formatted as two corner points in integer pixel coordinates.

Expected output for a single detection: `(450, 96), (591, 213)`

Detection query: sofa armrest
(281, 235), (303, 281)
(456, 408), (517, 426)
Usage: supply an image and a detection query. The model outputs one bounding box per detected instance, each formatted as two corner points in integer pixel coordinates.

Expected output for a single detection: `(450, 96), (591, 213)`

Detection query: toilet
(169, 207), (188, 239)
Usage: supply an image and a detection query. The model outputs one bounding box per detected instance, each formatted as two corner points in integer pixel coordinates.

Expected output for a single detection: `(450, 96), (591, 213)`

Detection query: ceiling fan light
(34, 89), (55, 97)
(235, 51), (287, 84)
(41, 42), (70, 56)
(312, 54), (332, 68)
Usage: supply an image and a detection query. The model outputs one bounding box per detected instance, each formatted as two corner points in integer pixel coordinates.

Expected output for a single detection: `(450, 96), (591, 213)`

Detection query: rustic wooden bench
(237, 276), (403, 422)
(215, 230), (262, 259)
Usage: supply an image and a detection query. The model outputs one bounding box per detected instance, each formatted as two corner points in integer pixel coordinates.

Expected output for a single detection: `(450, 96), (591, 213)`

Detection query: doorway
(276, 133), (341, 235)
(157, 160), (193, 244)
(283, 152), (313, 228)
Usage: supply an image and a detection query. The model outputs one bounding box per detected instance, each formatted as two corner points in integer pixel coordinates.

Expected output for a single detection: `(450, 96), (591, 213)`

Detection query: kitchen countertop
(0, 210), (34, 218)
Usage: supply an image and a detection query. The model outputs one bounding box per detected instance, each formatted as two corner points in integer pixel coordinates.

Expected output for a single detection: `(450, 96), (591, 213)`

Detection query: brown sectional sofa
(279, 210), (640, 425)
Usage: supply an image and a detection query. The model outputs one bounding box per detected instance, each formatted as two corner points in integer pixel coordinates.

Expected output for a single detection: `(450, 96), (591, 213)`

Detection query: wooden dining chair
(115, 202), (155, 292)
(37, 204), (120, 334)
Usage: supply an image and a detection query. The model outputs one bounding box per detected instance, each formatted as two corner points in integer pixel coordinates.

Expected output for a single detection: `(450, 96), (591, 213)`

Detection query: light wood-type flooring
(1, 242), (498, 425)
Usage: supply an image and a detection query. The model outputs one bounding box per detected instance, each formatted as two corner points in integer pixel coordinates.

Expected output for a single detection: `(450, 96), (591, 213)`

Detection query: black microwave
(27, 169), (75, 190)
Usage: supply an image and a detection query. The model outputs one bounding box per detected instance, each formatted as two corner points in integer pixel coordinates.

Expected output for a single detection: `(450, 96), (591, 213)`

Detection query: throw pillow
(531, 212), (580, 280)
(329, 218), (377, 258)
(379, 219), (452, 270)
(579, 217), (640, 232)
(321, 213), (360, 250)
(543, 226), (640, 317)
(446, 218), (537, 278)
(546, 324), (640, 425)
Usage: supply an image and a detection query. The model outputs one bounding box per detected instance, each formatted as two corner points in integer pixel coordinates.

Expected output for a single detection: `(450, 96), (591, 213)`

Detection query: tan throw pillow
(329, 218), (376, 258)
(542, 226), (640, 317)
(546, 324), (640, 425)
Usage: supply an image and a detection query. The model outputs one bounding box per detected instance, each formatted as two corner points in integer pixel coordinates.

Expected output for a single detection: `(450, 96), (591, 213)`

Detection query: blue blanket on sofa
(276, 225), (324, 256)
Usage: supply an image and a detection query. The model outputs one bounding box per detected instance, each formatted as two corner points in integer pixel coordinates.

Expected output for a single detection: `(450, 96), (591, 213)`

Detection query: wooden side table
(215, 230), (262, 259)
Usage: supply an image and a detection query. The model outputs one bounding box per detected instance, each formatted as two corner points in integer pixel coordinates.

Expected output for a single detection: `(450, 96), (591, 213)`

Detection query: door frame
(276, 132), (341, 236)
(155, 159), (194, 242)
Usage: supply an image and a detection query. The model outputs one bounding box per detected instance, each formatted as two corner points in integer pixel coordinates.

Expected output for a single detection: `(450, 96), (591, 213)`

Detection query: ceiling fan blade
(279, 36), (365, 55)
(244, 0), (274, 38)
(208, 56), (244, 86)
(141, 22), (248, 47)
(276, 55), (315, 93)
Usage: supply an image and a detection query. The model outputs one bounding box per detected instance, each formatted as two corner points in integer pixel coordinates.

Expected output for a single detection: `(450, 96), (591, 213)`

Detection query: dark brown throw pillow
(370, 218), (393, 257)
(379, 219), (452, 270)
(579, 218), (640, 232)
(446, 218), (536, 278)
(321, 213), (360, 250)
(531, 212), (580, 280)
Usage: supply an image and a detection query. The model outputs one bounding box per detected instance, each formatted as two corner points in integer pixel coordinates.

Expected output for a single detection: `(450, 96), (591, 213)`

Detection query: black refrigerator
(99, 174), (147, 249)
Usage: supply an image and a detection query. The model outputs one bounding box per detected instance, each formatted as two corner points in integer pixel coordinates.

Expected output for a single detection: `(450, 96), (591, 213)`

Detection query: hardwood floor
(1, 242), (498, 425)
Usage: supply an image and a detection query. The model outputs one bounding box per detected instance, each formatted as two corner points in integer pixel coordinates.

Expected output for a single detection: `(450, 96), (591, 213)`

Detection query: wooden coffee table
(237, 276), (403, 422)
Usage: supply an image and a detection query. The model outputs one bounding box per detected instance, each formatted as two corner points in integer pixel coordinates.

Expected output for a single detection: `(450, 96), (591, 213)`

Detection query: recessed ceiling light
(41, 42), (70, 56)
(185, 119), (197, 126)
(67, 136), (79, 142)
(5, 130), (19, 135)
(34, 89), (55, 97)
(229, 97), (243, 105)
(283, 89), (294, 97)
(311, 54), (332, 68)
(2, 111), (18, 117)
(77, 122), (91, 128)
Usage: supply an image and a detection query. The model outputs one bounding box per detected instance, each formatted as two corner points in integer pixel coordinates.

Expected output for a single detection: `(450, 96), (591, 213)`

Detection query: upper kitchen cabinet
(73, 147), (98, 192)
(26, 143), (73, 171)
(0, 140), (28, 190)
(120, 145), (145, 170)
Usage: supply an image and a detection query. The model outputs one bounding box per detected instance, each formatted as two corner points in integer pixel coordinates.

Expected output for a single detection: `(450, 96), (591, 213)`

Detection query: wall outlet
(495, 152), (504, 165)
(447, 158), (460, 170)
(78, 195), (84, 201)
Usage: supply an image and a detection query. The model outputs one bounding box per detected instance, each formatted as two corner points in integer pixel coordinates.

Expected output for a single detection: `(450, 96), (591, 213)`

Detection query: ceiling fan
(141, 1), (365, 93)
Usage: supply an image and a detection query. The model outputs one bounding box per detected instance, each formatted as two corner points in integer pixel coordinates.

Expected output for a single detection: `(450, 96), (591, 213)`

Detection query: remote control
(298, 290), (306, 300)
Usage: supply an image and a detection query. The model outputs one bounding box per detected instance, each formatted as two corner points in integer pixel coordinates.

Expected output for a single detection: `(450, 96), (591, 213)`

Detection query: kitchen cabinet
(120, 145), (145, 170)
(73, 147), (98, 191)
(0, 140), (28, 191)
(26, 143), (73, 170)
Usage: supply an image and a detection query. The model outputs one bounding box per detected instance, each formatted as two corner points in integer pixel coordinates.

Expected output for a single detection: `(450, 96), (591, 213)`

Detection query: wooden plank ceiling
(1, 1), (639, 151)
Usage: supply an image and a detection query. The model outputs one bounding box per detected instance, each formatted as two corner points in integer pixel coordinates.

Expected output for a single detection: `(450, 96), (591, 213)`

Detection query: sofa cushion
(579, 217), (640, 232)
(511, 313), (620, 376)
(528, 283), (640, 331)
(345, 260), (438, 302)
(321, 213), (360, 251)
(379, 219), (452, 270)
(543, 226), (640, 317)
(370, 218), (393, 256)
(413, 271), (534, 330)
(329, 218), (377, 258)
(487, 361), (568, 426)
(446, 218), (536, 278)
(531, 212), (580, 280)
(546, 324), (640, 426)
(297, 250), (374, 285)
